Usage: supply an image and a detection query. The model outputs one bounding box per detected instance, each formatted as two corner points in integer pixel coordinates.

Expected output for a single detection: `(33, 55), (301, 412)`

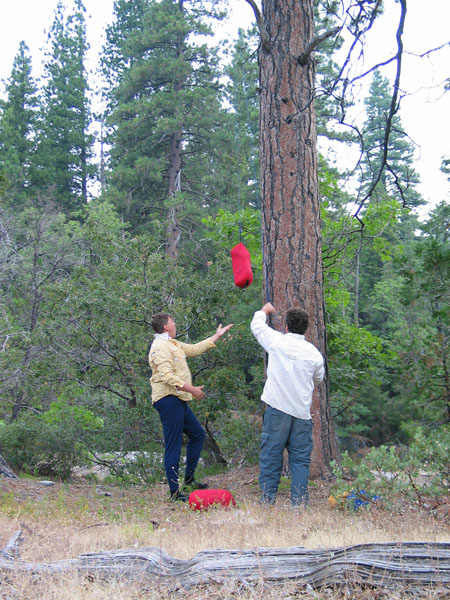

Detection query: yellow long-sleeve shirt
(148, 334), (216, 403)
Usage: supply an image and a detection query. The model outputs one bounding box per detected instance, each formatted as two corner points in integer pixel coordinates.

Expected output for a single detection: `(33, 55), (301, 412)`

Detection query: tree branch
(353, 0), (407, 220)
(298, 27), (341, 65)
(243, 0), (271, 51)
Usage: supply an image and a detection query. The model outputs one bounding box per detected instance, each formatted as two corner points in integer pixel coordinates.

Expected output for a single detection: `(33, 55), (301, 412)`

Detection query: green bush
(330, 425), (449, 510)
(89, 449), (165, 486)
(217, 412), (261, 466)
(0, 415), (83, 479)
(0, 397), (103, 479)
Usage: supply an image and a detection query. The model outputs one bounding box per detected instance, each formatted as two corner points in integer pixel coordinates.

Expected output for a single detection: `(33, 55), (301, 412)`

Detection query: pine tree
(255, 0), (340, 477)
(401, 201), (450, 424)
(35, 0), (94, 211)
(0, 42), (38, 207)
(103, 0), (227, 261)
(361, 69), (422, 208)
(224, 26), (260, 212)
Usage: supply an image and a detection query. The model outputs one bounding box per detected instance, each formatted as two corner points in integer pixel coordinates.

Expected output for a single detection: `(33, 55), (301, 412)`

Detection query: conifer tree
(224, 26), (260, 211)
(35, 0), (94, 211)
(103, 0), (227, 260)
(398, 201), (450, 424)
(0, 42), (38, 207)
(361, 69), (422, 208)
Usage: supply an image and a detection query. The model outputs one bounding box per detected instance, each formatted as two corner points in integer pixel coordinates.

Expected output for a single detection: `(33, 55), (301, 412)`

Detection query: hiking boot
(170, 490), (188, 502)
(183, 478), (208, 491)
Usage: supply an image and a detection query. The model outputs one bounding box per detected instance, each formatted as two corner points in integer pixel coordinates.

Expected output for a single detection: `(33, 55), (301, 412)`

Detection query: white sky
(0, 0), (449, 215)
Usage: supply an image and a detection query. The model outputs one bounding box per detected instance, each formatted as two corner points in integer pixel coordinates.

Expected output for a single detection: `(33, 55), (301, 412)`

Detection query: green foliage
(331, 426), (450, 511)
(0, 41), (38, 206)
(327, 319), (394, 436)
(360, 70), (422, 208)
(216, 412), (261, 465)
(0, 412), (89, 479)
(1, 197), (265, 474)
(202, 207), (262, 265)
(390, 202), (450, 426)
(103, 0), (228, 243)
(42, 394), (104, 432)
(34, 0), (94, 209)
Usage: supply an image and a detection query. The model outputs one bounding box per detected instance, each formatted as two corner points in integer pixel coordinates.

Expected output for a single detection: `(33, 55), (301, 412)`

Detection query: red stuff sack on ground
(230, 242), (253, 288)
(189, 489), (237, 511)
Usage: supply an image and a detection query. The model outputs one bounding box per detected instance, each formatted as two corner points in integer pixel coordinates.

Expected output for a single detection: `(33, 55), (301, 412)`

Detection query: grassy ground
(1, 465), (449, 599)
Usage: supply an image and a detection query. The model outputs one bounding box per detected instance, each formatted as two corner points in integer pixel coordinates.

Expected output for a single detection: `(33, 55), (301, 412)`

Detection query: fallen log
(1, 532), (449, 589)
(0, 453), (17, 478)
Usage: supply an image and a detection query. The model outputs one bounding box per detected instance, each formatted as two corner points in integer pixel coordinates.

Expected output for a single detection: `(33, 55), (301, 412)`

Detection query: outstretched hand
(212, 323), (233, 342)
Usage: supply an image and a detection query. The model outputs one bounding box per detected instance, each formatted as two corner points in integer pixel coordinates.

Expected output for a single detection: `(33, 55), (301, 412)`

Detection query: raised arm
(250, 304), (281, 352)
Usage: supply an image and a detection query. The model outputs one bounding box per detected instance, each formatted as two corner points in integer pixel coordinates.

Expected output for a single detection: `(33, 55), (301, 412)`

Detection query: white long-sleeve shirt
(250, 310), (324, 419)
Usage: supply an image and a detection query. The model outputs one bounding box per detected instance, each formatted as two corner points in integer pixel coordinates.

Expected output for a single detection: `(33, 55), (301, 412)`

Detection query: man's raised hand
(262, 302), (275, 315)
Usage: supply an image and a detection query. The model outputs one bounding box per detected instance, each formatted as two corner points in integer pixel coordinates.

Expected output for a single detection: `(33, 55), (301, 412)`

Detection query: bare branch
(353, 0), (407, 220)
(298, 27), (341, 65)
(243, 0), (271, 51)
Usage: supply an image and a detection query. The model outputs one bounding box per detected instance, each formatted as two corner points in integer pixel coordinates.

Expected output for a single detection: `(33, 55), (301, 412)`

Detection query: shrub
(217, 412), (261, 465)
(330, 425), (449, 511)
(0, 398), (103, 479)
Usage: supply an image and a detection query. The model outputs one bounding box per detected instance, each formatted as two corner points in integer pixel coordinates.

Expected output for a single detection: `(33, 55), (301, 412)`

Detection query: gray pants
(259, 405), (313, 506)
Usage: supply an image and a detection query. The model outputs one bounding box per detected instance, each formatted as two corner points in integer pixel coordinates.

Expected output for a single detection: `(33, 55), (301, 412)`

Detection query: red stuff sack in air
(189, 489), (237, 511)
(230, 242), (253, 288)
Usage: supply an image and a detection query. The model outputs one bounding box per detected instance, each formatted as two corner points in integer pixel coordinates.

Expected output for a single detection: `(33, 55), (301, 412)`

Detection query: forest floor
(1, 465), (449, 599)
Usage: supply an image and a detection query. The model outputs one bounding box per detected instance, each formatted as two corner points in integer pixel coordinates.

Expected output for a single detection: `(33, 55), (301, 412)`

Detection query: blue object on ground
(347, 489), (381, 509)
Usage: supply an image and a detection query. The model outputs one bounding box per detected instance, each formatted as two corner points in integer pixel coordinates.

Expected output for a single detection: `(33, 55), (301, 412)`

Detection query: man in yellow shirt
(149, 312), (233, 501)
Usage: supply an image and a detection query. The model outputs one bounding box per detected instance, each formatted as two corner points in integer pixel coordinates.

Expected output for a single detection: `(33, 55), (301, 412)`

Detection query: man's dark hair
(285, 307), (309, 335)
(151, 312), (172, 334)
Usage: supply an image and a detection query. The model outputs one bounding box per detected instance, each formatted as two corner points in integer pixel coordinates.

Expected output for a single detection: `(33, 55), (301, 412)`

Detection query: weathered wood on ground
(1, 532), (449, 589)
(0, 455), (17, 478)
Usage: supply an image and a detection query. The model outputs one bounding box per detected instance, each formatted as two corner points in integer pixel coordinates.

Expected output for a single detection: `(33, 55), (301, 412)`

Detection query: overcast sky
(0, 0), (449, 216)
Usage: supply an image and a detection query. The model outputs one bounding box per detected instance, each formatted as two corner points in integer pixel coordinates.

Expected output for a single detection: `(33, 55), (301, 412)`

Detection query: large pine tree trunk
(259, 0), (340, 478)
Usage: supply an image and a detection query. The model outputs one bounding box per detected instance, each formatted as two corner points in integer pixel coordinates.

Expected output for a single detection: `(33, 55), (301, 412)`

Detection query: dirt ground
(1, 466), (449, 600)
(0, 464), (334, 512)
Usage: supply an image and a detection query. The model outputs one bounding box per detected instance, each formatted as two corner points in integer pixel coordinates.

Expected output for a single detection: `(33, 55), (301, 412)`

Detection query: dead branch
(243, 0), (271, 51)
(353, 0), (407, 219)
(298, 27), (341, 65)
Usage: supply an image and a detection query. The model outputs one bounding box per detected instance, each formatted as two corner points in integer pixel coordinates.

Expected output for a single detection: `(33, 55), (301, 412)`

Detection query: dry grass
(1, 468), (449, 599)
(1, 573), (449, 600)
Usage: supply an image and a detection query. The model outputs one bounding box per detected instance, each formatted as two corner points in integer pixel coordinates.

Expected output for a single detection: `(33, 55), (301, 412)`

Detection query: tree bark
(203, 419), (228, 466)
(259, 0), (340, 477)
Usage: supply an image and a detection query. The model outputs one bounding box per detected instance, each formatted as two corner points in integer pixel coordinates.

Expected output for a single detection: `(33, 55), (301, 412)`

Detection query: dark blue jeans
(259, 405), (313, 506)
(154, 395), (205, 495)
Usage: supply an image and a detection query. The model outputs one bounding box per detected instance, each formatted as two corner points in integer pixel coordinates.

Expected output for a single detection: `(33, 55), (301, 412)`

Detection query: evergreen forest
(0, 0), (448, 483)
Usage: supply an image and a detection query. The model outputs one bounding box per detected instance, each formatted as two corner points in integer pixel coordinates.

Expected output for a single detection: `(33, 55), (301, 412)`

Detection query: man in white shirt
(251, 302), (324, 506)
